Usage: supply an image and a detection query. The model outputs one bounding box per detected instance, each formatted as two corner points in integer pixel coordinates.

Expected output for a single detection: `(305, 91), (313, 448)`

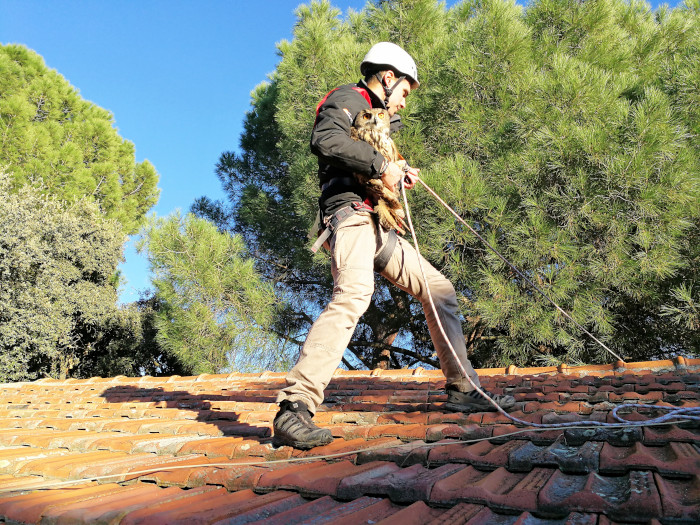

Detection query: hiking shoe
(444, 388), (516, 413)
(272, 400), (333, 450)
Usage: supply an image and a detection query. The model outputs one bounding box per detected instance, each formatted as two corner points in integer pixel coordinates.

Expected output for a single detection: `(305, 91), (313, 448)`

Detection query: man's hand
(402, 166), (419, 190)
(382, 162), (420, 191)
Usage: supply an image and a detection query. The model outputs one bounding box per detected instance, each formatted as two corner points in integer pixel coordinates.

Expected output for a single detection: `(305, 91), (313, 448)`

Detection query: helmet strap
(375, 72), (406, 107)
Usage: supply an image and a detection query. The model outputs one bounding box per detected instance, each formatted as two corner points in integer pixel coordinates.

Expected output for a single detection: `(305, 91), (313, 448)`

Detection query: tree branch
(347, 340), (439, 368)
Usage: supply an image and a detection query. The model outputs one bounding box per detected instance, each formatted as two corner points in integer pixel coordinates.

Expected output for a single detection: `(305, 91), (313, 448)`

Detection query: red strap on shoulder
(350, 86), (372, 107)
(315, 86), (372, 117)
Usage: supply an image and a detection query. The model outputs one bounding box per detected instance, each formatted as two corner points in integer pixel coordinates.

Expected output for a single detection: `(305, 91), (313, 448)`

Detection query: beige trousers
(277, 212), (481, 413)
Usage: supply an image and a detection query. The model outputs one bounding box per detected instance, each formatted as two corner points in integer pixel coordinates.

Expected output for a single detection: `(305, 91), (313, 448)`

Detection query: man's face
(386, 77), (411, 116)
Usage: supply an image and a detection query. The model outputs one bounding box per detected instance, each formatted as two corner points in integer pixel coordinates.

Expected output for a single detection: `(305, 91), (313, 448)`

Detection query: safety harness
(310, 201), (398, 272)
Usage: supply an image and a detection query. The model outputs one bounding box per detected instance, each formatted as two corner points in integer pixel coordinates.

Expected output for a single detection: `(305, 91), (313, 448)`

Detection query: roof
(0, 357), (698, 524)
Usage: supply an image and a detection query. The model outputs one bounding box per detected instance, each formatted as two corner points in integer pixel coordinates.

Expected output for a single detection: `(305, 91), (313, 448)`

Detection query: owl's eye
(378, 113), (384, 118)
(363, 113), (371, 119)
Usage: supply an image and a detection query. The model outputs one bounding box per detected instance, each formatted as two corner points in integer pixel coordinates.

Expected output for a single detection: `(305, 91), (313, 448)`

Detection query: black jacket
(311, 80), (402, 216)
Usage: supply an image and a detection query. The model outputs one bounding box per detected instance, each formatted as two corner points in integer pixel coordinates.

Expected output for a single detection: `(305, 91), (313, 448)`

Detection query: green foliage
(137, 213), (284, 374)
(0, 44), (160, 234)
(0, 45), (166, 381)
(0, 171), (129, 382)
(422, 0), (700, 365)
(200, 0), (699, 368)
(73, 293), (190, 379)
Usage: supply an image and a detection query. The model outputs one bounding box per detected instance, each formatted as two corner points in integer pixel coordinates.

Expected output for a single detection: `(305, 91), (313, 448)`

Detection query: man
(273, 42), (515, 450)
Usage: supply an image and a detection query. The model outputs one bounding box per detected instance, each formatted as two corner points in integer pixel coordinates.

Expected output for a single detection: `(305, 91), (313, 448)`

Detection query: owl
(350, 108), (407, 234)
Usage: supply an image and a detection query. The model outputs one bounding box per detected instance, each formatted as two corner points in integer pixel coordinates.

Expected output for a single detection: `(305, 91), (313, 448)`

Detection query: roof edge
(1, 357), (697, 389)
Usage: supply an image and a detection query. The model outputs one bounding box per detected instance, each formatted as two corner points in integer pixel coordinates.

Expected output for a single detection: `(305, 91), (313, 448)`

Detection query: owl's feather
(350, 109), (406, 234)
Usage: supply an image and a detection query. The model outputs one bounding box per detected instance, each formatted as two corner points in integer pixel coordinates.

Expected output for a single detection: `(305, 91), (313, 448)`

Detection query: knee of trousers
(329, 274), (374, 317)
(422, 274), (458, 305)
(329, 288), (373, 321)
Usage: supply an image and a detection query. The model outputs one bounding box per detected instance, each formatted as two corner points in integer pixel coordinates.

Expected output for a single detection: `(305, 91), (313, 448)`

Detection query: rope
(412, 178), (623, 361)
(0, 420), (689, 496)
(400, 176), (700, 429)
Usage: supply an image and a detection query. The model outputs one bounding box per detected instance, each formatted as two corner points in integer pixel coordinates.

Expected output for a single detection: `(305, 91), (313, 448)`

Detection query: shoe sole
(272, 435), (334, 450)
(444, 402), (487, 413)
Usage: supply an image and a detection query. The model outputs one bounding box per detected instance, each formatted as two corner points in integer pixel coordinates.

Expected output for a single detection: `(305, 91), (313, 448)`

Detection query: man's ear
(382, 70), (396, 86)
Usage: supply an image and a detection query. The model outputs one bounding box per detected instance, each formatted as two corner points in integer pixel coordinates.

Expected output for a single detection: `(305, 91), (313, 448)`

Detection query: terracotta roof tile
(598, 441), (700, 477)
(0, 483), (121, 524)
(427, 502), (487, 524)
(654, 473), (700, 523)
(293, 436), (397, 460)
(431, 465), (553, 512)
(135, 488), (300, 524)
(374, 500), (447, 524)
(428, 438), (526, 469)
(538, 470), (663, 522)
(330, 497), (406, 525)
(132, 456), (219, 488)
(256, 459), (381, 498)
(0, 358), (698, 523)
(507, 437), (603, 474)
(643, 423), (700, 445)
(249, 496), (342, 525)
(176, 436), (246, 458)
(326, 423), (372, 440)
(344, 462), (466, 503)
(0, 475), (48, 493)
(355, 439), (431, 467)
(117, 485), (229, 524)
(205, 490), (311, 524)
(0, 447), (74, 475)
(259, 495), (391, 525)
(33, 483), (169, 524)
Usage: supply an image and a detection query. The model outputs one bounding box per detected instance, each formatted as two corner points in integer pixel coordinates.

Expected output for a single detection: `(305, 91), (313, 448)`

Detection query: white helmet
(361, 42), (419, 89)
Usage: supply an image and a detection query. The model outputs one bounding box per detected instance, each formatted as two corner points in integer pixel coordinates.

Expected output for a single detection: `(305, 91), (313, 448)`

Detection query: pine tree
(0, 46), (169, 379)
(137, 213), (283, 374)
(0, 44), (159, 234)
(420, 0), (699, 365)
(199, 0), (699, 369)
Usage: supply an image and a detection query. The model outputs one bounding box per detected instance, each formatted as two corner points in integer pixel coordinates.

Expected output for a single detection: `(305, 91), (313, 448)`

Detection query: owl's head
(353, 108), (391, 131)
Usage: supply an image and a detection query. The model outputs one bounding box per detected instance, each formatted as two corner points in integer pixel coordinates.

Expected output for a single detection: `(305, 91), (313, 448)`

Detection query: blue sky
(1, 0), (680, 304)
(1, 0), (365, 303)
